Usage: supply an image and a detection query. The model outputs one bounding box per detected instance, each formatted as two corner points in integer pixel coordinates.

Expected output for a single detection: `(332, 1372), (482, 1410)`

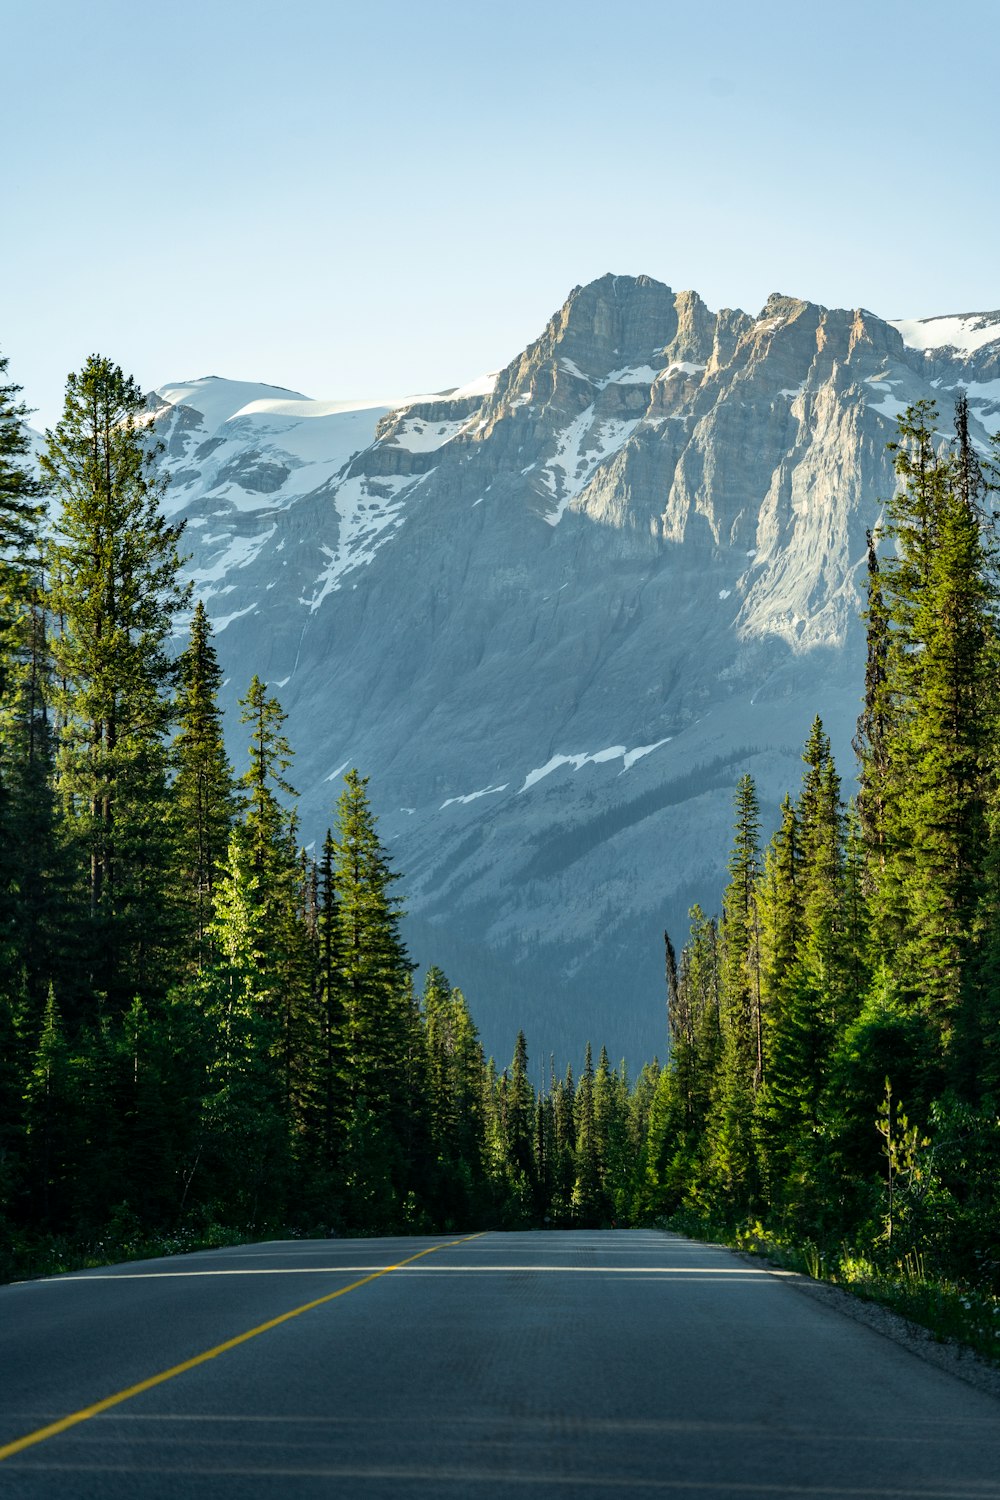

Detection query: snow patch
(622, 738), (672, 770)
(540, 408), (640, 525)
(562, 358), (675, 389)
(561, 357), (594, 383)
(957, 378), (1000, 436)
(605, 363), (661, 385)
(213, 602), (258, 632)
(389, 414), (470, 453)
(194, 526), (277, 586)
(303, 471), (426, 611)
(324, 760), (351, 783)
(440, 784), (509, 809)
(519, 740), (671, 791)
(890, 313), (1000, 355)
(866, 384), (909, 422)
(660, 361), (706, 379)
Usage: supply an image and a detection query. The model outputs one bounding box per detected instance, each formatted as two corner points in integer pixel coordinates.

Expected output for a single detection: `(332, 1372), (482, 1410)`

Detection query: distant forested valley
(1, 351), (999, 1354)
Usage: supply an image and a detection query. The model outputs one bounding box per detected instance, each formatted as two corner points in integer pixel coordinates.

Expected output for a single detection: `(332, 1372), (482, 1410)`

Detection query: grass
(666, 1211), (1000, 1367)
(0, 1219), (265, 1286)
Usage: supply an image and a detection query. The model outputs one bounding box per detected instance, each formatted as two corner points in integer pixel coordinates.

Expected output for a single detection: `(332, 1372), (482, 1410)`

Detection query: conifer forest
(2, 350), (1000, 1314)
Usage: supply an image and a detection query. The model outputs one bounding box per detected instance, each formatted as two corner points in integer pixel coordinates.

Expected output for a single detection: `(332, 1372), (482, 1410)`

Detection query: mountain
(148, 275), (1000, 1066)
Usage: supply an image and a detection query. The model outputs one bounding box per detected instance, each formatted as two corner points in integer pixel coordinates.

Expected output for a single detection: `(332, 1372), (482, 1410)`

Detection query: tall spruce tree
(756, 721), (848, 1223)
(316, 828), (346, 1173)
(331, 769), (417, 1217)
(643, 905), (719, 1213)
(42, 356), (190, 1012)
(572, 1042), (607, 1225)
(170, 601), (235, 970)
(0, 352), (51, 1019)
(863, 400), (999, 1089)
(707, 774), (762, 1210)
(233, 676), (316, 1131)
(0, 350), (44, 680)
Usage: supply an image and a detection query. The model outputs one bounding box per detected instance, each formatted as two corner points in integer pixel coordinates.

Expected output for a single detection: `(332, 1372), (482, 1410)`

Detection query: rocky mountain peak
(143, 273), (1000, 1065)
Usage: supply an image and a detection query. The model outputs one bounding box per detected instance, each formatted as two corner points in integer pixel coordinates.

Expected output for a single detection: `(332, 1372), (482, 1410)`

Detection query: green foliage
(643, 400), (1000, 1331)
(170, 601), (235, 970)
(42, 354), (191, 1013)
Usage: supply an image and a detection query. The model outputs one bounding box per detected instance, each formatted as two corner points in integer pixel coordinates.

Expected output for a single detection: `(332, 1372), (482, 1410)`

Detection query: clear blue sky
(4, 0), (999, 429)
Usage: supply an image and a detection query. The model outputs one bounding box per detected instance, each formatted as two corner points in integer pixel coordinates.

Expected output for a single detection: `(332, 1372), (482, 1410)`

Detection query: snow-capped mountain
(149, 275), (1000, 1065)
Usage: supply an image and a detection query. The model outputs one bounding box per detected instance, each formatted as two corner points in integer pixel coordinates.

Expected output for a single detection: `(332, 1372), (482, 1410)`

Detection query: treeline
(8, 348), (993, 1285)
(642, 397), (1000, 1290)
(0, 350), (661, 1270)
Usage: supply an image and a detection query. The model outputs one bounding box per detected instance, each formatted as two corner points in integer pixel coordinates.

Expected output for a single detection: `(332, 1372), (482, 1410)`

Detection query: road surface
(2, 1228), (999, 1497)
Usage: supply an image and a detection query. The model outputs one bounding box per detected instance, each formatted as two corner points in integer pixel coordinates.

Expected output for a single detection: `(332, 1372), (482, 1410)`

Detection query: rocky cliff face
(148, 275), (1000, 1065)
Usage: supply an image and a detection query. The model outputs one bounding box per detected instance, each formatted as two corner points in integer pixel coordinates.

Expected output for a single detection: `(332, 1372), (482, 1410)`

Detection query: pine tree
(506, 1029), (537, 1205)
(0, 350), (44, 687)
(231, 676), (316, 1131)
(421, 966), (488, 1225)
(854, 528), (890, 859)
(755, 722), (853, 1226)
(864, 400), (999, 1087)
(0, 590), (66, 1026)
(0, 352), (54, 1026)
(550, 1063), (577, 1222)
(316, 828), (346, 1171)
(904, 401), (994, 1064)
(170, 601), (235, 970)
(706, 774), (762, 1211)
(22, 986), (77, 1227)
(643, 906), (719, 1213)
(42, 356), (190, 1012)
(594, 1047), (631, 1221)
(572, 1042), (607, 1225)
(331, 769), (417, 1218)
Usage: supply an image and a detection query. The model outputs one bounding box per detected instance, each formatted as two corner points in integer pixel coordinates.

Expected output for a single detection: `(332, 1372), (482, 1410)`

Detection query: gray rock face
(148, 279), (1000, 1067)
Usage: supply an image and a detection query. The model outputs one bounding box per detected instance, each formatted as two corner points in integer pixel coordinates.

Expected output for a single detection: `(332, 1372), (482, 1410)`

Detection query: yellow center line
(0, 1231), (485, 1465)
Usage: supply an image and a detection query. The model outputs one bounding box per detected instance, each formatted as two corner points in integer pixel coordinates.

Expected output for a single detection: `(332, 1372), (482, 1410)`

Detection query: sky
(4, 0), (999, 430)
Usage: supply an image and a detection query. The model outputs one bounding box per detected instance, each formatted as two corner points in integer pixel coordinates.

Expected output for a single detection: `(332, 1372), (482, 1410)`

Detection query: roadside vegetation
(642, 397), (1000, 1364)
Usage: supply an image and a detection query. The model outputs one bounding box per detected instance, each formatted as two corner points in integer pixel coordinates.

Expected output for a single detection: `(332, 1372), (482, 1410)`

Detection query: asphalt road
(2, 1228), (1000, 1498)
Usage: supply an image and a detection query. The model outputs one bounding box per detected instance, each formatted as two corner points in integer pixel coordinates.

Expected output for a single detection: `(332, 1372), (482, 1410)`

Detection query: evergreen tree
(505, 1029), (537, 1214)
(42, 355), (190, 1012)
(0, 351), (55, 1027)
(22, 987), (77, 1227)
(864, 400), (999, 1088)
(0, 349), (44, 684)
(316, 828), (346, 1173)
(904, 401), (994, 1068)
(707, 774), (762, 1210)
(230, 676), (316, 1133)
(643, 906), (719, 1213)
(331, 769), (417, 1218)
(550, 1063), (577, 1222)
(572, 1042), (608, 1225)
(170, 601), (235, 970)
(854, 528), (890, 859)
(422, 966), (488, 1222)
